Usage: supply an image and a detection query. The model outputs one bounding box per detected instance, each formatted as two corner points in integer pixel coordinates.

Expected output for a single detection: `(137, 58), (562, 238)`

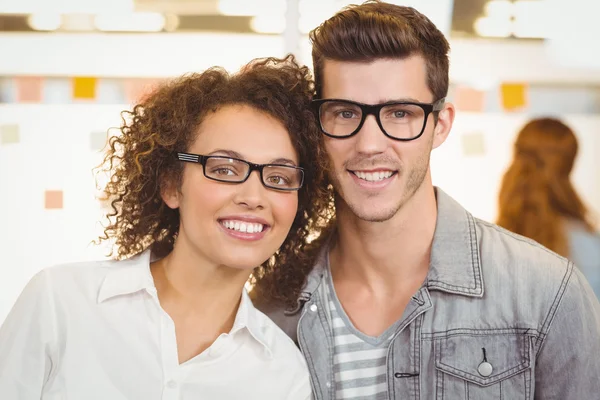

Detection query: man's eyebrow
(380, 97), (424, 103)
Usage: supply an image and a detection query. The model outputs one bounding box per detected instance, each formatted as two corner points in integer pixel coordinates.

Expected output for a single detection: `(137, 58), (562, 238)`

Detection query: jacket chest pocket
(434, 332), (533, 400)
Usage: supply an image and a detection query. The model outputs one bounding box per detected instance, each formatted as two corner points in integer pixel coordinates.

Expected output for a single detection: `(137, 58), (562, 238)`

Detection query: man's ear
(432, 102), (455, 150)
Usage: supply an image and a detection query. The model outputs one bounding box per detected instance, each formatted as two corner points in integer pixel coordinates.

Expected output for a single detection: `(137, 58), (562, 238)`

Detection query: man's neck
(330, 182), (437, 296)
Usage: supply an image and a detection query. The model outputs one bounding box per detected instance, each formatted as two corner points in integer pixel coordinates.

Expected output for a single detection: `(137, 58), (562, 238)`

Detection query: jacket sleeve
(0, 270), (57, 399)
(534, 263), (600, 399)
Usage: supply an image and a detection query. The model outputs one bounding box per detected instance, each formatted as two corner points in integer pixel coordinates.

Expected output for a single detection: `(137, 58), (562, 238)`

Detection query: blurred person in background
(498, 117), (600, 298)
(0, 55), (327, 399)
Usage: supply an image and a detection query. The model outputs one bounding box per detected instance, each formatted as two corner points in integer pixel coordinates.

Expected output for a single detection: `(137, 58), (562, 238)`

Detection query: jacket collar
(301, 187), (484, 299)
(427, 187), (484, 297)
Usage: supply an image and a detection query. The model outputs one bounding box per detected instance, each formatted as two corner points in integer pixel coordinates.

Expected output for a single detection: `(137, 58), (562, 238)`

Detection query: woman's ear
(161, 178), (180, 210)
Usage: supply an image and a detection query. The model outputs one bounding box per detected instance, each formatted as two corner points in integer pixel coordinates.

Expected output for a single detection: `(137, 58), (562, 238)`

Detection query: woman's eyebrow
(268, 158), (297, 166)
(208, 150), (297, 166)
(208, 149), (244, 159)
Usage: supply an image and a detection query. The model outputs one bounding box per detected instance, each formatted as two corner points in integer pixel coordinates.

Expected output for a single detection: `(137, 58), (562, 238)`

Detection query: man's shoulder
(473, 218), (576, 320)
(475, 217), (571, 278)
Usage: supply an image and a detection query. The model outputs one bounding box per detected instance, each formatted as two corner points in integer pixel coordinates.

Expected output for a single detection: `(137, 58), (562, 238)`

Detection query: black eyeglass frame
(312, 97), (446, 141)
(176, 152), (305, 191)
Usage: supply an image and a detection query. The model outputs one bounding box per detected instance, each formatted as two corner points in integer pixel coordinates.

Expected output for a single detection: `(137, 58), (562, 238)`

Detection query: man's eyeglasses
(312, 98), (445, 141)
(176, 152), (304, 191)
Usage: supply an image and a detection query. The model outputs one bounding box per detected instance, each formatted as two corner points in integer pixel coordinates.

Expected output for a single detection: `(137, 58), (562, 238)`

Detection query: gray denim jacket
(257, 188), (600, 399)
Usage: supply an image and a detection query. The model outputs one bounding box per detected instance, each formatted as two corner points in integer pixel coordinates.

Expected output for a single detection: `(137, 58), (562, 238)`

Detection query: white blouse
(0, 252), (311, 399)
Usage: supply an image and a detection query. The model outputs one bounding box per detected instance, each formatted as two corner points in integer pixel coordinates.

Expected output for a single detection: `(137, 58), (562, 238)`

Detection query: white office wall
(1, 104), (599, 323)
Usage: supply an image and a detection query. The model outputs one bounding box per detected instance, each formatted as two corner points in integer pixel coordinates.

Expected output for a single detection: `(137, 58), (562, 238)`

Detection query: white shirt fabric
(0, 251), (312, 400)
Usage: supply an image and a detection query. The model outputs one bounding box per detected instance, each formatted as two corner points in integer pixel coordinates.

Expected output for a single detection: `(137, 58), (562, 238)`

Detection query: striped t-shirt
(324, 268), (402, 400)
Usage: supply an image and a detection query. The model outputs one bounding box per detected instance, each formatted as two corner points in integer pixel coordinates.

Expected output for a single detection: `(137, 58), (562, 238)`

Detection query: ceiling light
(1, 0), (134, 14)
(163, 14), (180, 32)
(94, 12), (166, 32)
(485, 0), (515, 19)
(27, 13), (62, 31)
(218, 0), (285, 17)
(250, 15), (286, 34)
(474, 16), (512, 38)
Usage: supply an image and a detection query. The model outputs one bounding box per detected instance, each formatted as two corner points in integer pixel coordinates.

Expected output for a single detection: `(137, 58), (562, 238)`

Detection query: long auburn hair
(497, 118), (593, 256)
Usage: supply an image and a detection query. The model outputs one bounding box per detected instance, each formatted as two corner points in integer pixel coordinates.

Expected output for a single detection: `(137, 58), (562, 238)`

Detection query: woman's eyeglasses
(176, 152), (304, 191)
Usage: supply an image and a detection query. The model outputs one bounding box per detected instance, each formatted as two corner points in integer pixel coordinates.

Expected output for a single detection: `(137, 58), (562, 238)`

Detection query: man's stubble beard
(328, 149), (432, 223)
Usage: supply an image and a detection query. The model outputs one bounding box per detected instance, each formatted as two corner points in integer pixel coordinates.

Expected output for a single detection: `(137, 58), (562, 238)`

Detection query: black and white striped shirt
(324, 269), (402, 399)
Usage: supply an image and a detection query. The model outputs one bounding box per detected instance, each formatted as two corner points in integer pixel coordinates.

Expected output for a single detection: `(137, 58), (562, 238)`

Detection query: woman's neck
(150, 242), (250, 323)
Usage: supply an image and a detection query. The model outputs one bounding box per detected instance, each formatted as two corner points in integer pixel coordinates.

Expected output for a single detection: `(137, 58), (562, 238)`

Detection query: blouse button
(166, 380), (177, 389)
(309, 304), (318, 312)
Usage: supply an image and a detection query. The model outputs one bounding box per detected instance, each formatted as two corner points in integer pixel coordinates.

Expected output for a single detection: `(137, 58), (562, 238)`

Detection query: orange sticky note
(501, 83), (527, 111)
(454, 86), (486, 112)
(124, 78), (162, 104)
(73, 77), (97, 100)
(16, 77), (43, 103)
(45, 190), (63, 210)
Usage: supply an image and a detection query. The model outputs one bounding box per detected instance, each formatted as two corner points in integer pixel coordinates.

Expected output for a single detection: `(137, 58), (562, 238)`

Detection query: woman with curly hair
(497, 117), (600, 297)
(0, 55), (333, 399)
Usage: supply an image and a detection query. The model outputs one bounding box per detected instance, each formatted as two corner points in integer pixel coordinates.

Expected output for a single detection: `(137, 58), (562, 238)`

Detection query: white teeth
(354, 171), (393, 182)
(221, 220), (265, 234)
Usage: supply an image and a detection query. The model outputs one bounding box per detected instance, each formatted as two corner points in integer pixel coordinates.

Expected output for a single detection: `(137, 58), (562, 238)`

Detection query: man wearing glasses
(257, 1), (600, 399)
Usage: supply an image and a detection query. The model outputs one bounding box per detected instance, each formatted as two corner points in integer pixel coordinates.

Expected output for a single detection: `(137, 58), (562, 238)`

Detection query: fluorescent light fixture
(512, 0), (550, 38)
(163, 14), (180, 32)
(474, 16), (512, 37)
(61, 14), (95, 31)
(27, 13), (62, 31)
(485, 0), (514, 20)
(94, 13), (166, 32)
(250, 15), (286, 34)
(219, 0), (285, 16)
(0, 0), (134, 14)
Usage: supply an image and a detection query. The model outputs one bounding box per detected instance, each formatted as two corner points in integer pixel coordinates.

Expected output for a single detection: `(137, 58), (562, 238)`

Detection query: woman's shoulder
(40, 257), (122, 284)
(31, 254), (149, 301)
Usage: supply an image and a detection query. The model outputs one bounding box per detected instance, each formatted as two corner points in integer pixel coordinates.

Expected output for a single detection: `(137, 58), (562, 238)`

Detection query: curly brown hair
(97, 55), (334, 307)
